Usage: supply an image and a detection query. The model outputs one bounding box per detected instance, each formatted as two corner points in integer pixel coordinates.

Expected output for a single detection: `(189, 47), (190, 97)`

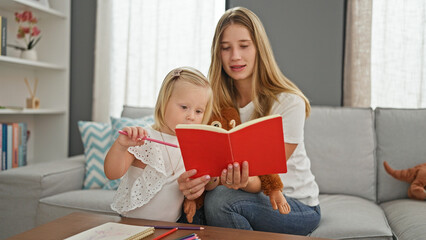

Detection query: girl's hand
(178, 169), (211, 200)
(221, 161), (249, 190)
(117, 126), (147, 148)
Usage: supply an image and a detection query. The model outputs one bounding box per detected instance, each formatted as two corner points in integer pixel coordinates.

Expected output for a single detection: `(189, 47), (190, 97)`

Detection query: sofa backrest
(122, 105), (381, 202)
(121, 105), (154, 118)
(305, 106), (377, 202)
(375, 108), (426, 203)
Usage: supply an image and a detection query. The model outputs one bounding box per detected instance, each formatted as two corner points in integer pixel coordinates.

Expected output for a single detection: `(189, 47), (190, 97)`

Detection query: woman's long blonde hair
(209, 7), (310, 119)
(152, 67), (213, 132)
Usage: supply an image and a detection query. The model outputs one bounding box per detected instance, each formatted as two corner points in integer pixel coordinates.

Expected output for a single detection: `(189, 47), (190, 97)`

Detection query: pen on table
(145, 225), (204, 230)
(118, 130), (179, 148)
(153, 227), (178, 240)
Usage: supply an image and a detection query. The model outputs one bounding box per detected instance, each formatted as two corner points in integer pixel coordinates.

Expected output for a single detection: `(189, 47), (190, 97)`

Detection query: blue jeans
(204, 186), (321, 235)
(176, 206), (207, 225)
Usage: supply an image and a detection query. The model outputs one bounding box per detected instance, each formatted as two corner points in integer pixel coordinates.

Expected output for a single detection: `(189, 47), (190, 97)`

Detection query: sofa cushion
(380, 199), (426, 240)
(0, 157), (85, 239)
(310, 194), (392, 240)
(305, 106), (377, 201)
(375, 108), (426, 202)
(78, 121), (115, 189)
(36, 190), (117, 226)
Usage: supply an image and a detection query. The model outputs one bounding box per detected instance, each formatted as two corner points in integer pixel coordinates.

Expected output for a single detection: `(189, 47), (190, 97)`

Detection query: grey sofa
(1, 106), (425, 240)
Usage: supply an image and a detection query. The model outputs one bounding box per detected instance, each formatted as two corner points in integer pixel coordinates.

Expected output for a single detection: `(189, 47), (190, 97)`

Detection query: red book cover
(176, 115), (287, 178)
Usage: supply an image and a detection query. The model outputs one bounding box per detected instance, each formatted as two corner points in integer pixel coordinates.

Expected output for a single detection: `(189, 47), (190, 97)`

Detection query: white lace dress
(110, 127), (185, 222)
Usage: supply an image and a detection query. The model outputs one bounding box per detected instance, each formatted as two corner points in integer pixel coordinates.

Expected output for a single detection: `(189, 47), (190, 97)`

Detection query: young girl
(104, 67), (214, 222)
(178, 7), (321, 235)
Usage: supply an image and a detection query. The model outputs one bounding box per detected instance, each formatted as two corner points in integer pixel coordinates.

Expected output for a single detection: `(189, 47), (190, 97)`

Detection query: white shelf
(0, 55), (65, 70)
(0, 0), (66, 19)
(0, 0), (70, 165)
(0, 108), (65, 115)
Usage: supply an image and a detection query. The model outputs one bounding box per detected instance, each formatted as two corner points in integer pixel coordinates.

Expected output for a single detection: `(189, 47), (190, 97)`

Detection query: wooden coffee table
(7, 212), (329, 240)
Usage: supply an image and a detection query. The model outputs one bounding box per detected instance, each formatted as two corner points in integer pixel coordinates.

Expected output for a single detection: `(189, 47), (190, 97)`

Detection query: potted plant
(8, 10), (41, 61)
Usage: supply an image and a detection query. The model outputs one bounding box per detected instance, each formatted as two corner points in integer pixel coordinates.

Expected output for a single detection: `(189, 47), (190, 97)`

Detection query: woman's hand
(221, 161), (250, 190)
(178, 169), (211, 200)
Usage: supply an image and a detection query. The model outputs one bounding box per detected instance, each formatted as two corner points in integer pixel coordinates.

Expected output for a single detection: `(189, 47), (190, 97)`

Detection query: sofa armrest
(0, 155), (85, 239)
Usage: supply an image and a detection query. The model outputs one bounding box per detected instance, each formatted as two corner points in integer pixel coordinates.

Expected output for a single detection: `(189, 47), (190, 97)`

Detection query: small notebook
(176, 114), (287, 178)
(64, 222), (155, 240)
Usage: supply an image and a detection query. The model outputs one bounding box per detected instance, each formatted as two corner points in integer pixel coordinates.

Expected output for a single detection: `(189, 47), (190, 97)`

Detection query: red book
(176, 115), (287, 178)
(12, 123), (19, 168)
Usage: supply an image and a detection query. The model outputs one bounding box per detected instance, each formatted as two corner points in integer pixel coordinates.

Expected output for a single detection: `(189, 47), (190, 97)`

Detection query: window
(93, 0), (225, 122)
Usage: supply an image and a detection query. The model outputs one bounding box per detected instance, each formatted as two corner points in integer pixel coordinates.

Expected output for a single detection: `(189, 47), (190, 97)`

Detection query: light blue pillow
(78, 121), (116, 189)
(110, 115), (155, 141)
(102, 178), (121, 190)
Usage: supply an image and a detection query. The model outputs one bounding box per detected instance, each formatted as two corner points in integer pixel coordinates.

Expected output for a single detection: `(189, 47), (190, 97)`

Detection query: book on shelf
(0, 125), (2, 170)
(64, 222), (155, 240)
(12, 123), (19, 168)
(1, 124), (6, 170)
(1, 122), (28, 171)
(7, 124), (12, 170)
(0, 16), (7, 56)
(175, 114), (287, 178)
(19, 123), (28, 167)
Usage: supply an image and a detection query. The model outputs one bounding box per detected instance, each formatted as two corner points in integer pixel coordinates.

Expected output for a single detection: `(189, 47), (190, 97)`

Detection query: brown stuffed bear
(183, 107), (291, 223)
(383, 161), (426, 200)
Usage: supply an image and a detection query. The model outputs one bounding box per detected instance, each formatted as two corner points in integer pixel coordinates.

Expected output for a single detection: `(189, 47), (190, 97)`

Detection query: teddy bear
(383, 161), (426, 200)
(183, 107), (291, 223)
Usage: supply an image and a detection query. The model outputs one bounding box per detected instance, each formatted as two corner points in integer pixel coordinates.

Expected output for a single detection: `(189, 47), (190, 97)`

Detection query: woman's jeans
(204, 186), (321, 235)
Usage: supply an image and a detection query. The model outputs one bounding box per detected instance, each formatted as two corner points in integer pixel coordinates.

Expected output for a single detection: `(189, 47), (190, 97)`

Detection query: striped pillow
(110, 116), (155, 141)
(78, 121), (115, 189)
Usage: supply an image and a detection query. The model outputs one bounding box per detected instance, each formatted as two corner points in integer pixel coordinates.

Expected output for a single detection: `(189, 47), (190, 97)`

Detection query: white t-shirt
(239, 92), (319, 206)
(110, 127), (185, 221)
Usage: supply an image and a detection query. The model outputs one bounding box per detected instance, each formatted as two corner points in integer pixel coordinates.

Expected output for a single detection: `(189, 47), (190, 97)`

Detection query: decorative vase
(20, 49), (38, 61)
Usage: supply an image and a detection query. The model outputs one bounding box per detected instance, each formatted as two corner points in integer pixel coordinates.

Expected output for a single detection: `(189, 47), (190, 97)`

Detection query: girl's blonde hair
(152, 67), (213, 132)
(209, 7), (310, 119)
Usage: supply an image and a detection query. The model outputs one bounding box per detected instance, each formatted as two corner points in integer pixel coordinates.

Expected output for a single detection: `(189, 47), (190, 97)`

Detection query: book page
(176, 123), (228, 133)
(64, 222), (154, 240)
(229, 114), (281, 133)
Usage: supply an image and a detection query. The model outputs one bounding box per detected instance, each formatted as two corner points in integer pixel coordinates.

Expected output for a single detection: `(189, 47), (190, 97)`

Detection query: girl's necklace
(160, 132), (181, 176)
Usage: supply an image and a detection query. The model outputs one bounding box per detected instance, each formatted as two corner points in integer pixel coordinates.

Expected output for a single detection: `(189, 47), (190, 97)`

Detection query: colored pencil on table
(153, 227), (178, 240)
(174, 233), (197, 240)
(146, 225), (204, 230)
(185, 236), (199, 240)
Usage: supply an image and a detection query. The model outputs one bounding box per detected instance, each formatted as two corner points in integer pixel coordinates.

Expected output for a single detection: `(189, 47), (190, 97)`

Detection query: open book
(64, 222), (155, 240)
(176, 114), (287, 178)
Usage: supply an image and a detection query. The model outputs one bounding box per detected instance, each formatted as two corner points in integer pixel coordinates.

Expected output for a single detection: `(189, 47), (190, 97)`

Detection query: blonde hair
(152, 67), (213, 132)
(209, 7), (310, 119)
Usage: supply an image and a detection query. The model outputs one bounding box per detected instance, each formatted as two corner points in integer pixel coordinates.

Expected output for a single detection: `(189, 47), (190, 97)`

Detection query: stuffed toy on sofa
(383, 161), (426, 200)
(183, 107), (291, 223)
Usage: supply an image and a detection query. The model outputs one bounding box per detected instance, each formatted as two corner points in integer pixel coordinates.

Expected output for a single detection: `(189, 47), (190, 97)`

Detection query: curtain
(344, 0), (426, 109)
(93, 0), (225, 122)
(343, 0), (372, 107)
(371, 0), (426, 108)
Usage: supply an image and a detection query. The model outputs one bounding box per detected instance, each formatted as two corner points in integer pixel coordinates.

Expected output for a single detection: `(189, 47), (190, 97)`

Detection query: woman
(177, 7), (320, 235)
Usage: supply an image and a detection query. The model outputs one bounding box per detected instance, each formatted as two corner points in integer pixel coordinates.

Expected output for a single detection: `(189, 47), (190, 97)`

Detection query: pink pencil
(118, 130), (179, 148)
